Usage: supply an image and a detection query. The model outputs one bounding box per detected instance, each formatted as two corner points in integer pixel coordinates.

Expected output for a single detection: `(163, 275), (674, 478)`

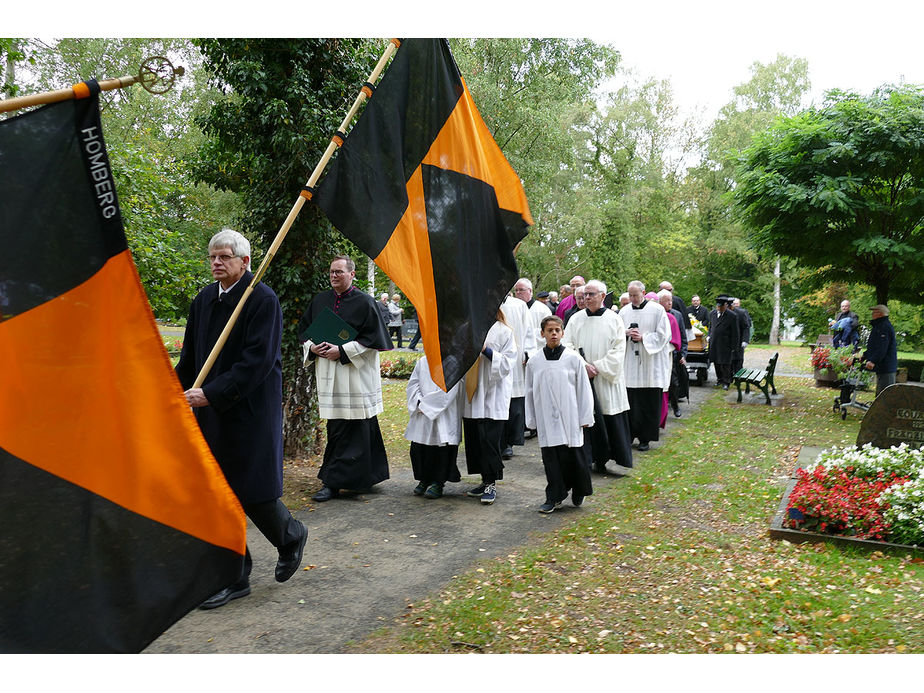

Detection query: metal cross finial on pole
(0, 55), (185, 114)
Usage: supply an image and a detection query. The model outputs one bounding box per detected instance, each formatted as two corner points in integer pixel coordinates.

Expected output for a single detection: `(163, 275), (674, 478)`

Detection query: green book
(301, 307), (358, 346)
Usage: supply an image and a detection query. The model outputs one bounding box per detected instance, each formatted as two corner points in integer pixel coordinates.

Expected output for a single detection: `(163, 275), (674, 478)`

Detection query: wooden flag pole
(0, 56), (185, 114)
(191, 38), (402, 388)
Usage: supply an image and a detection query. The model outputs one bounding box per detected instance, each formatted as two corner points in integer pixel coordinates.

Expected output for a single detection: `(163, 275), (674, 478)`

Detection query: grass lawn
(343, 374), (924, 654)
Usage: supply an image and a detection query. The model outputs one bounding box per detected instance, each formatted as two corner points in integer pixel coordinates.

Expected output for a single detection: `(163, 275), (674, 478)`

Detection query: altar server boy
(525, 315), (595, 513)
(405, 355), (464, 499)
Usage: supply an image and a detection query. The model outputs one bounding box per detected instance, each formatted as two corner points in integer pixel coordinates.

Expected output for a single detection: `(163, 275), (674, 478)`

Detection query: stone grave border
(769, 446), (924, 555)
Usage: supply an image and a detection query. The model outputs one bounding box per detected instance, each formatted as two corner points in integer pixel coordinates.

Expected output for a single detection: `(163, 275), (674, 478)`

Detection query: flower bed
(774, 443), (924, 549)
(380, 354), (417, 379)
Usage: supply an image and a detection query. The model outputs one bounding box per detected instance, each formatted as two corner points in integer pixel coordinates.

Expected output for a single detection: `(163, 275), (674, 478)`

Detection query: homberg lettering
(80, 126), (118, 219)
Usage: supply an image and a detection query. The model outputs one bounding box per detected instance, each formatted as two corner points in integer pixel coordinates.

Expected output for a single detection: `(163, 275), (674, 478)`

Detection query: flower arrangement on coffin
(690, 316), (708, 337)
(785, 443), (924, 545)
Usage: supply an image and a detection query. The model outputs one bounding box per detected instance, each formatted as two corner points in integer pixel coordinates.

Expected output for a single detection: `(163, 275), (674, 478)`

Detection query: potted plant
(810, 345), (837, 384)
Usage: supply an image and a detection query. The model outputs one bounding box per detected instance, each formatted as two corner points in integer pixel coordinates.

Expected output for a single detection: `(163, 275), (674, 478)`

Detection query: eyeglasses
(208, 253), (238, 263)
(329, 269), (348, 276)
(513, 287), (529, 293)
(583, 291), (599, 298)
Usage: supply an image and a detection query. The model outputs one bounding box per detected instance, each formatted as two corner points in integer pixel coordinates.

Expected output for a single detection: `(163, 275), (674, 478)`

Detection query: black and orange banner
(316, 38), (533, 391)
(0, 95), (246, 653)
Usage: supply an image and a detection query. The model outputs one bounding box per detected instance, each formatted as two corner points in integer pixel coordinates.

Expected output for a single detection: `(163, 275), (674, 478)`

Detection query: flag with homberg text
(315, 38), (533, 391)
(0, 93), (246, 653)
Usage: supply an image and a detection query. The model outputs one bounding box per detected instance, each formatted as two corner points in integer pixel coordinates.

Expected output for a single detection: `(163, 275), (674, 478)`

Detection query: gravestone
(856, 383), (924, 448)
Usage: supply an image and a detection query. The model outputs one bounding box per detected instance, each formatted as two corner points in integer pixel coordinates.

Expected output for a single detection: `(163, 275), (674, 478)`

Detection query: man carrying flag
(176, 229), (307, 609)
(314, 38), (532, 393)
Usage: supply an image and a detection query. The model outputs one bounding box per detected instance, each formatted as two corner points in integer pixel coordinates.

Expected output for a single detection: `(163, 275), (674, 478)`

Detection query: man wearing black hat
(708, 295), (740, 390)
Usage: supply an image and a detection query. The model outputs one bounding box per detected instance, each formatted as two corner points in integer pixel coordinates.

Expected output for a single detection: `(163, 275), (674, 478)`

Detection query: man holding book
(298, 255), (393, 501)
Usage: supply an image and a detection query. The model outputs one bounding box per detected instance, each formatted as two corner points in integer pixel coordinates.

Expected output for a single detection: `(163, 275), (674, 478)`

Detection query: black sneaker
(466, 484), (486, 497)
(480, 483), (497, 504)
(423, 483), (443, 499)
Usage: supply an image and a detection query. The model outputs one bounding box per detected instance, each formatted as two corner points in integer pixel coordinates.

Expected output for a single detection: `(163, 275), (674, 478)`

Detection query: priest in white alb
(563, 279), (633, 472)
(618, 280), (672, 451)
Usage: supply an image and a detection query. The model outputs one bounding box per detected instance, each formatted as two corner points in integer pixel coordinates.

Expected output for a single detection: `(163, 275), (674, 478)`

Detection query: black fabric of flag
(316, 38), (533, 391)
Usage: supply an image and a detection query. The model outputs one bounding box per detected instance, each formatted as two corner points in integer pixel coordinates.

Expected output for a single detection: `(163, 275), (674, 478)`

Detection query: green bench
(733, 353), (779, 405)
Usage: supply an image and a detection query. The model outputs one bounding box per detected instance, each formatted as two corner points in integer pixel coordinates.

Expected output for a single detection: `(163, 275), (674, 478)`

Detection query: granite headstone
(856, 383), (924, 449)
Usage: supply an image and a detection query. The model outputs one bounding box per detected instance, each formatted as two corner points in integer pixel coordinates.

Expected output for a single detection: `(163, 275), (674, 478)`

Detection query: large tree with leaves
(734, 84), (924, 306)
(193, 38), (378, 455)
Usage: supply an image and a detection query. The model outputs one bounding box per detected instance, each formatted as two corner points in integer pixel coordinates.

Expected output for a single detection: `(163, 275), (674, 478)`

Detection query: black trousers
(626, 387), (661, 445)
(541, 445), (593, 504)
(714, 362), (732, 386)
(463, 417), (505, 483)
(388, 325), (403, 347)
(237, 498), (303, 585)
(504, 396), (526, 447)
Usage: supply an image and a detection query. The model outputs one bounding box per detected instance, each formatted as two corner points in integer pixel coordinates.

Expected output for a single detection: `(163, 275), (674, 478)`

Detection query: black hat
(715, 294), (732, 305)
(537, 291), (549, 298)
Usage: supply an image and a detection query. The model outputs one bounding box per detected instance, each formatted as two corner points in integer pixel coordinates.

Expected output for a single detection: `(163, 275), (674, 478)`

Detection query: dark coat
(670, 295), (692, 330)
(708, 308), (740, 365)
(731, 307), (752, 343)
(862, 315), (897, 374)
(175, 271), (284, 505)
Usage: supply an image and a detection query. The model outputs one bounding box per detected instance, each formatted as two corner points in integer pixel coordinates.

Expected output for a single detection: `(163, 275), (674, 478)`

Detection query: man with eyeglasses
(563, 280), (633, 473)
(176, 228), (307, 610)
(298, 255), (393, 502)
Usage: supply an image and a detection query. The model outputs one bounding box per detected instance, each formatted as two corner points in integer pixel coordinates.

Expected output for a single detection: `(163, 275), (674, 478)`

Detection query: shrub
(380, 355), (417, 379)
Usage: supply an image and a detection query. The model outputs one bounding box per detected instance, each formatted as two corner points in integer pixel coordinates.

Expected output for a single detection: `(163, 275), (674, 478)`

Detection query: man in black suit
(707, 294), (740, 390)
(176, 229), (307, 610)
(730, 297), (752, 376)
(660, 280), (691, 331)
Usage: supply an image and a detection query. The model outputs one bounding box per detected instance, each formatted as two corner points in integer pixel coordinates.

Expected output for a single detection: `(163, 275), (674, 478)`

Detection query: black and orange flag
(0, 92), (246, 653)
(316, 38), (533, 391)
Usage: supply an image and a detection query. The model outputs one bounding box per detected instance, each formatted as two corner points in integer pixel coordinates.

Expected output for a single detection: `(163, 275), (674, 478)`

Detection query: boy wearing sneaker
(462, 310), (517, 505)
(525, 315), (595, 513)
(405, 355), (464, 498)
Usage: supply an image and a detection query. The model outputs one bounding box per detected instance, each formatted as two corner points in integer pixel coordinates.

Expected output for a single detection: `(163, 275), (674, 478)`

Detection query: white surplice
(463, 321), (517, 420)
(302, 339), (383, 419)
(618, 300), (672, 390)
(524, 347), (595, 448)
(563, 308), (630, 415)
(528, 299), (553, 349)
(501, 295), (535, 398)
(405, 356), (463, 446)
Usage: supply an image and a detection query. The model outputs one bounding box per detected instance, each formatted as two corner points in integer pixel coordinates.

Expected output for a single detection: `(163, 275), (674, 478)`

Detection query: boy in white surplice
(525, 315), (595, 513)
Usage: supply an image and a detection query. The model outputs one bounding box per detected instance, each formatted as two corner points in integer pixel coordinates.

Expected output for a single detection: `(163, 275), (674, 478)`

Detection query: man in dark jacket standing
(708, 295), (740, 390)
(862, 304), (898, 396)
(176, 229), (307, 610)
(730, 297), (752, 376)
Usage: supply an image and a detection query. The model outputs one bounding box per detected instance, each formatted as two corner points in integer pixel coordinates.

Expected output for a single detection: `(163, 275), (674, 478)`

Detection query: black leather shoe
(275, 522), (308, 583)
(637, 443), (650, 451)
(312, 486), (337, 502)
(673, 408), (681, 417)
(502, 447), (513, 460)
(572, 494), (584, 507)
(199, 582), (251, 610)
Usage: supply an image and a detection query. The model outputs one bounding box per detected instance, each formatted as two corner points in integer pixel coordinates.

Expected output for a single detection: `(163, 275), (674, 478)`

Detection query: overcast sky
(12, 0), (924, 125)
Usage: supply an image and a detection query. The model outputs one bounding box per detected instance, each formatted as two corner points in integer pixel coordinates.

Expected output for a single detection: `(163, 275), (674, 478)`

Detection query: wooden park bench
(733, 353), (779, 405)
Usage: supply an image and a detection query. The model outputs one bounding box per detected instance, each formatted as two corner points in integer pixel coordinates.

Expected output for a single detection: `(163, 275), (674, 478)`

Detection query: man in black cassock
(176, 229), (307, 610)
(707, 295), (740, 390)
(299, 255), (393, 502)
(688, 294), (710, 328)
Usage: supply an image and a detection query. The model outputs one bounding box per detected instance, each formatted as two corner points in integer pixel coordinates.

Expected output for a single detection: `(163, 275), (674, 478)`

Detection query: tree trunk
(769, 256), (781, 345)
(367, 258), (376, 296)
